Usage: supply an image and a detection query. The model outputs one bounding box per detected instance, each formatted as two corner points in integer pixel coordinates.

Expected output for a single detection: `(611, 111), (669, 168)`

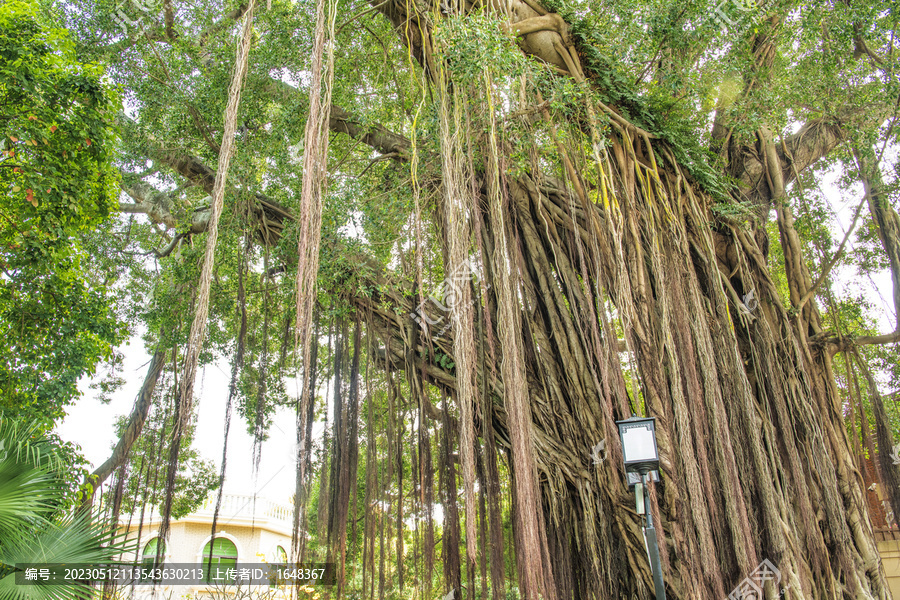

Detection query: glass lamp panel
(622, 424), (657, 463)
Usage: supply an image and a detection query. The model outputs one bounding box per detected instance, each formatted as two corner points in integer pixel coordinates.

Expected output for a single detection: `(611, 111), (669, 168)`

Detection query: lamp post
(616, 416), (666, 600)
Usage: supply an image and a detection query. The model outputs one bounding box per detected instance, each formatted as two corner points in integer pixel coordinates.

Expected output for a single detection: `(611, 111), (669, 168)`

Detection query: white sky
(57, 341), (302, 505)
(819, 168), (896, 334)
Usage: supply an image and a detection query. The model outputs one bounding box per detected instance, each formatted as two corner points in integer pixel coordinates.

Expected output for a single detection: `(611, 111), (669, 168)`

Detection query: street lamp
(616, 416), (666, 600)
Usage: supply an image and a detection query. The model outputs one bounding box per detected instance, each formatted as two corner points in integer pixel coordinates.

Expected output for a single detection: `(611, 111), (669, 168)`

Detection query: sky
(820, 168), (895, 335)
(56, 338), (303, 506)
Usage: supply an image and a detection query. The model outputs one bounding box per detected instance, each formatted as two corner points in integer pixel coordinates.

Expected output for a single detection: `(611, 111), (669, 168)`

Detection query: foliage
(0, 414), (129, 600)
(0, 2), (124, 429)
(435, 13), (530, 81)
(104, 375), (219, 519)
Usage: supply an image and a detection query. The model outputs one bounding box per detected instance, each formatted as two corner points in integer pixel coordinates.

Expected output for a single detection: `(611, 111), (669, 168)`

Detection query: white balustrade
(122, 494), (292, 525)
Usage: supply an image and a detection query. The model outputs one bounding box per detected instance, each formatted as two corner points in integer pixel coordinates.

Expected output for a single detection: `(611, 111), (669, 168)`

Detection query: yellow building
(118, 494), (294, 598)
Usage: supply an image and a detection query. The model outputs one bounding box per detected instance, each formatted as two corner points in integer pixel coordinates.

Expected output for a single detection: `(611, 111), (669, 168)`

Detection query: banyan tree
(53, 0), (900, 597)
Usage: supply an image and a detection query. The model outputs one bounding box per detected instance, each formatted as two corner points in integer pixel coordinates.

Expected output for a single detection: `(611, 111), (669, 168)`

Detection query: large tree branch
(329, 105), (411, 159)
(777, 113), (849, 180)
(198, 3), (251, 46)
(118, 174), (213, 255)
(130, 143), (286, 246)
(260, 75), (413, 159)
(129, 104), (408, 248)
(78, 348), (167, 511)
(727, 105), (893, 219)
(146, 146), (217, 192)
(120, 181), (178, 228)
(163, 0), (176, 39)
(813, 329), (900, 357)
(777, 102), (894, 182)
(152, 231), (190, 258)
(708, 3), (895, 218)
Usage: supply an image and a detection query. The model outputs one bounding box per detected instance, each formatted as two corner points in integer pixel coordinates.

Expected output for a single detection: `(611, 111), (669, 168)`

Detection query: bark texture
(336, 2), (894, 597)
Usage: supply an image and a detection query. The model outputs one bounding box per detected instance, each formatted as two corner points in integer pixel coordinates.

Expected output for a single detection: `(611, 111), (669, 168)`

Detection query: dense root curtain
(480, 68), (555, 600)
(349, 2), (894, 598)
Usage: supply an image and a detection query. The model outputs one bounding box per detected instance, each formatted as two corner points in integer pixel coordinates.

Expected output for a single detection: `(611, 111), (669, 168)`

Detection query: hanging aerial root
(291, 0), (337, 567)
(159, 0), (256, 548)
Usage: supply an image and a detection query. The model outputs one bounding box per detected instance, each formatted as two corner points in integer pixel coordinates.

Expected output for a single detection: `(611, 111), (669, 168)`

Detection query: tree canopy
(0, 1), (123, 429)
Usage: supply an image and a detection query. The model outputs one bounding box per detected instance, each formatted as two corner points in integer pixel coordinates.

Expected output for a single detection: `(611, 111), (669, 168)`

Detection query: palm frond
(0, 466), (60, 539)
(0, 511), (133, 600)
(0, 415), (133, 600)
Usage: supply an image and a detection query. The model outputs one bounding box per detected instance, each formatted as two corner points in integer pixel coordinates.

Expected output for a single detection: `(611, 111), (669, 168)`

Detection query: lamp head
(616, 416), (660, 476)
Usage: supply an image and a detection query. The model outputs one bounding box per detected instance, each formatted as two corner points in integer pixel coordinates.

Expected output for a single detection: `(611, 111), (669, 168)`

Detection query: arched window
(141, 538), (164, 581)
(270, 546), (288, 587)
(142, 538), (164, 567)
(201, 537), (238, 583)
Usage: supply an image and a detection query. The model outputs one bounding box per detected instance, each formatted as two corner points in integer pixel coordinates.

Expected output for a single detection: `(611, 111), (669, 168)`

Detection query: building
(118, 493), (294, 598)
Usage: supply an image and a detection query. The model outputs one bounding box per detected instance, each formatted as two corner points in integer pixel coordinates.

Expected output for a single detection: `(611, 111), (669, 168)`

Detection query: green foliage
(0, 414), (129, 600)
(709, 193), (755, 223)
(0, 2), (124, 428)
(435, 13), (529, 82)
(558, 13), (733, 201)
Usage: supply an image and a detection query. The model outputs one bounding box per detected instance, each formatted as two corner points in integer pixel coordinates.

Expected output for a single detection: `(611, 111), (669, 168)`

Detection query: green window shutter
(204, 537), (237, 558)
(201, 537), (238, 583)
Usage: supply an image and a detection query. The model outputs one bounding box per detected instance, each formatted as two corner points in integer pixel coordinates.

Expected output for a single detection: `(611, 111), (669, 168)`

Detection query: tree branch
(79, 348), (167, 511)
(328, 105), (411, 159)
(135, 138), (293, 247)
(815, 329), (900, 356)
(199, 3), (250, 46)
(147, 146), (217, 192)
(854, 146), (900, 331)
(854, 330), (900, 347)
(152, 231), (189, 258)
(795, 193), (868, 312)
(265, 75), (412, 158)
(119, 181), (178, 228)
(163, 0), (176, 40)
(725, 105), (893, 223)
